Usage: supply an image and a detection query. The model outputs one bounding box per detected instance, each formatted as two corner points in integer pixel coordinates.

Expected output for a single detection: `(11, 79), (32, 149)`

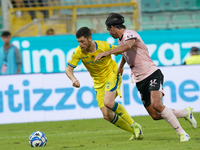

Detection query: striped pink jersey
(118, 29), (158, 83)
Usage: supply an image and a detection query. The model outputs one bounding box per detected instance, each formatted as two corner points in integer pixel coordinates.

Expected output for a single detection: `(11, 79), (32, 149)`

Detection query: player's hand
(72, 79), (80, 88)
(94, 52), (108, 62)
(117, 67), (123, 76)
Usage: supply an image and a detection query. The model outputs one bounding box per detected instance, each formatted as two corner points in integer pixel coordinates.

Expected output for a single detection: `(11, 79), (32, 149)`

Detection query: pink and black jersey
(118, 30), (158, 83)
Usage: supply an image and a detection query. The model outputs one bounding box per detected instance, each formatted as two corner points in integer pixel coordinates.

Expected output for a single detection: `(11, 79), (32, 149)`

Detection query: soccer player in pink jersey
(95, 13), (197, 142)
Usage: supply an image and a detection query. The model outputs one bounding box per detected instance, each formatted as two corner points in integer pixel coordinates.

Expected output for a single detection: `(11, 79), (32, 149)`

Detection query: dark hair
(105, 13), (126, 29)
(190, 47), (199, 54)
(76, 27), (91, 39)
(1, 31), (11, 37)
(191, 47), (199, 52)
(46, 28), (54, 33)
(46, 28), (54, 35)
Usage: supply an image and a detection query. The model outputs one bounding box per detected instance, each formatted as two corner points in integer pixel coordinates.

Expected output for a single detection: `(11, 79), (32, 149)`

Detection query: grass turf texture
(0, 113), (199, 150)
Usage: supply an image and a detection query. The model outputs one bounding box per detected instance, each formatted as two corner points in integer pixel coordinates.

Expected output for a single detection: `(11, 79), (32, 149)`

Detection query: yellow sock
(111, 102), (134, 126)
(110, 114), (133, 133)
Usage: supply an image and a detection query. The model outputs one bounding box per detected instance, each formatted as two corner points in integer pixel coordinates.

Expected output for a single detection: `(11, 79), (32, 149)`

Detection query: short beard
(86, 38), (91, 51)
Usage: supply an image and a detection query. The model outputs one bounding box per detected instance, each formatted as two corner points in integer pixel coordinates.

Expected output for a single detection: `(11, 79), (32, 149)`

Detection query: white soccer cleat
(179, 133), (190, 142)
(184, 107), (197, 129)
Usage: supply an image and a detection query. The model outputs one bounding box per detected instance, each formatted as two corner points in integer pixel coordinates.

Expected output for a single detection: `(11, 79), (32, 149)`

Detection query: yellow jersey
(68, 40), (118, 88)
(185, 55), (200, 65)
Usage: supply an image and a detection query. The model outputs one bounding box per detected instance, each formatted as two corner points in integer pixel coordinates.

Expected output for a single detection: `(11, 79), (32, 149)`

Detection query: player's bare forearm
(107, 39), (135, 55)
(107, 44), (130, 55)
(65, 65), (80, 88)
(117, 57), (126, 75)
(119, 56), (126, 69)
(65, 65), (77, 82)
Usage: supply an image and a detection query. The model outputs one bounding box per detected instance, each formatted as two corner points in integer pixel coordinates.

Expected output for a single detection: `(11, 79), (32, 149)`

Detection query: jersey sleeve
(103, 41), (118, 52)
(102, 41), (120, 56)
(123, 31), (137, 42)
(67, 47), (81, 68)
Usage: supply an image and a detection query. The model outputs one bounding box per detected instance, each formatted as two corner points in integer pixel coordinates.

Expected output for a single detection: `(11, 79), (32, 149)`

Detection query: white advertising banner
(0, 65), (200, 124)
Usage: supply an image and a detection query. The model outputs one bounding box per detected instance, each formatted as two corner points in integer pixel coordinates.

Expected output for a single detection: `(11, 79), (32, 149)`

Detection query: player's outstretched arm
(65, 65), (80, 88)
(95, 39), (135, 61)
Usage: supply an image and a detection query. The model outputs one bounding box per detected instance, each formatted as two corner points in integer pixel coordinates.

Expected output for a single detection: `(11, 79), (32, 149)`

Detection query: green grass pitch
(0, 113), (199, 150)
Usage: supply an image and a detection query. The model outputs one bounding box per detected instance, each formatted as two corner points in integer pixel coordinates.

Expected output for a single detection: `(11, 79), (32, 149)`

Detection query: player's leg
(139, 69), (190, 141)
(145, 103), (162, 120)
(104, 74), (135, 126)
(100, 106), (134, 133)
(104, 74), (143, 139)
(171, 107), (197, 129)
(104, 90), (135, 126)
(140, 87), (163, 120)
(145, 104), (197, 130)
(150, 91), (190, 141)
(95, 84), (134, 136)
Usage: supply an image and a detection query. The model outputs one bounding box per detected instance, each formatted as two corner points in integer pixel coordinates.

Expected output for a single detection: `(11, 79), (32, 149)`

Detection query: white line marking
(0, 130), (118, 140)
(0, 126), (173, 140)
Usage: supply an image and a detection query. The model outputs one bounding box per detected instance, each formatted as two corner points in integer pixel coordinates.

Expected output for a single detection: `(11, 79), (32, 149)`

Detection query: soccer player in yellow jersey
(65, 27), (143, 140)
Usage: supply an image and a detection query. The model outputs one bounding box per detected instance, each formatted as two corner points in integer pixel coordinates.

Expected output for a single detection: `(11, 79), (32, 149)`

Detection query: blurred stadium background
(0, 0), (200, 36)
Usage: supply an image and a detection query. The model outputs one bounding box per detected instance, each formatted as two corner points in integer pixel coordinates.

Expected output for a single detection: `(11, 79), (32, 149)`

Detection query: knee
(152, 103), (160, 110)
(104, 100), (114, 109)
(152, 103), (164, 113)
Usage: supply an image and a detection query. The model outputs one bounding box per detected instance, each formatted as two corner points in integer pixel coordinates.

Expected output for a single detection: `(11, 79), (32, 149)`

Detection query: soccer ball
(29, 131), (47, 147)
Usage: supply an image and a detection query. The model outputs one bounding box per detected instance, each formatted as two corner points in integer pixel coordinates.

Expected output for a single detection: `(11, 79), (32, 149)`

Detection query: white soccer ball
(29, 131), (47, 147)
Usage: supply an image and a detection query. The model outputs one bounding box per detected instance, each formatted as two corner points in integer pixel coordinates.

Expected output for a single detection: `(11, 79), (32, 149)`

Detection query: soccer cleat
(184, 107), (197, 129)
(129, 122), (144, 140)
(179, 133), (190, 142)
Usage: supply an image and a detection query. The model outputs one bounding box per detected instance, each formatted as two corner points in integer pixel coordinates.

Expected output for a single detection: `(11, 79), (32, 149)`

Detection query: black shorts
(136, 69), (164, 107)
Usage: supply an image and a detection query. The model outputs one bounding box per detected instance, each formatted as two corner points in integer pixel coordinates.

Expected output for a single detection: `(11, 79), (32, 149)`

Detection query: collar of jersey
(119, 34), (124, 41)
(94, 41), (98, 50)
